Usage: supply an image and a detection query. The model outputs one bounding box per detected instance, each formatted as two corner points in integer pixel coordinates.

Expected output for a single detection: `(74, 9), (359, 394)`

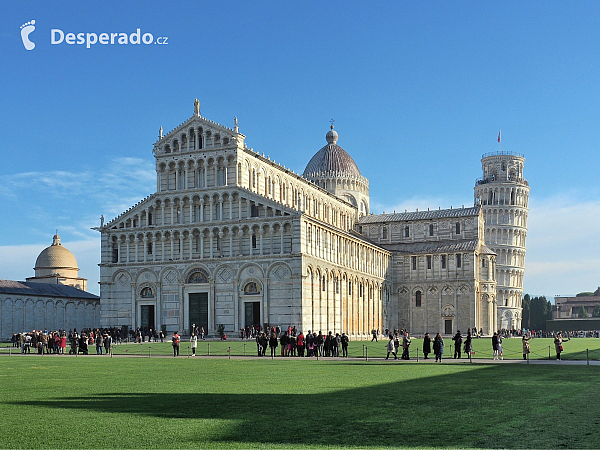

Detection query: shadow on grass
(13, 364), (600, 448)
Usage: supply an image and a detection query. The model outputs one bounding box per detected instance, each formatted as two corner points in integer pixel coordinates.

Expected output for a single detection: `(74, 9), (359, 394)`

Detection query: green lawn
(1, 355), (600, 449)
(78, 336), (600, 361)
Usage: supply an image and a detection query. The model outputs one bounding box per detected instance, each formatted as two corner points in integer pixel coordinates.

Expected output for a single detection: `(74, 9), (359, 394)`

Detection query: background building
(0, 234), (100, 338)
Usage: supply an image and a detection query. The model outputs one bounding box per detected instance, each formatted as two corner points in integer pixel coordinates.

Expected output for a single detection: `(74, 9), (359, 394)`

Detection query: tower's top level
(476, 151), (528, 187)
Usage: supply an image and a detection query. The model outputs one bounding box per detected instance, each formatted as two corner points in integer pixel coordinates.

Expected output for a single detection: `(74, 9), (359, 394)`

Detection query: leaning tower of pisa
(474, 151), (529, 331)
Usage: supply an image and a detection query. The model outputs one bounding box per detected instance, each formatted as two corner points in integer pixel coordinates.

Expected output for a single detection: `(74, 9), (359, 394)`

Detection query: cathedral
(98, 102), (528, 338)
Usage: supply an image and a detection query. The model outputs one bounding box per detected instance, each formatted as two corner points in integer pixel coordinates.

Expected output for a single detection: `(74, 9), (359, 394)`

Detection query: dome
(303, 126), (361, 177)
(34, 234), (79, 270)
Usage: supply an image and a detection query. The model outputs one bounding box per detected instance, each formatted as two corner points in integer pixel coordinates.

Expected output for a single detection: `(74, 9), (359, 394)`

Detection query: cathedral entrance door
(141, 305), (155, 330)
(189, 293), (208, 335)
(244, 302), (260, 328)
(444, 319), (453, 335)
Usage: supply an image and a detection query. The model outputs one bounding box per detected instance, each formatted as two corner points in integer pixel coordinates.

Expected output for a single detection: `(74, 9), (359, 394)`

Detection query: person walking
(464, 330), (473, 358)
(433, 332), (444, 362)
(452, 330), (462, 359)
(385, 335), (397, 360)
(492, 332), (499, 360)
(190, 333), (198, 356)
(269, 333), (278, 357)
(423, 332), (431, 359)
(172, 331), (180, 357)
(341, 333), (349, 357)
(497, 334), (504, 360)
(522, 334), (530, 360)
(401, 331), (411, 360)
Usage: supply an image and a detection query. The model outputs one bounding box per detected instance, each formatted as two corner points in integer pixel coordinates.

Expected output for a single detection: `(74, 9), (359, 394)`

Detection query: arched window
(404, 226), (410, 238)
(415, 291), (422, 307)
(429, 224), (434, 236)
(455, 222), (461, 234)
(382, 226), (388, 239)
(140, 287), (154, 298)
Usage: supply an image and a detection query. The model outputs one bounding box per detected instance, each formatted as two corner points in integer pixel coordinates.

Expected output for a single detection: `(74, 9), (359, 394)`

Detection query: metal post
(149, 346), (151, 358)
(365, 347), (368, 361)
(187, 345), (190, 358)
(548, 346), (551, 360)
(416, 348), (419, 362)
(207, 343), (210, 356)
(244, 343), (246, 356)
(362, 344), (365, 358)
(587, 348), (589, 365)
(526, 352), (529, 364)
(228, 347), (231, 359)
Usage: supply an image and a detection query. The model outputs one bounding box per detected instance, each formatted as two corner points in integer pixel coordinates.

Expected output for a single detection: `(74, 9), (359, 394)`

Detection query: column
(233, 278), (239, 332)
(170, 205), (174, 225)
(161, 238), (165, 261)
(229, 197), (233, 220)
(189, 202), (193, 223)
(259, 230), (264, 255)
(209, 201), (214, 221)
(156, 282), (162, 331)
(200, 236), (204, 259)
(280, 226), (284, 255)
(143, 238), (147, 263)
(209, 233), (214, 258)
(264, 278), (270, 326)
(219, 200), (223, 220)
(189, 234), (193, 259)
(130, 283), (137, 329)
(126, 240), (130, 263)
(229, 233), (233, 257)
(134, 238), (139, 263)
(184, 169), (188, 189)
(238, 198), (243, 219)
(170, 237), (174, 260)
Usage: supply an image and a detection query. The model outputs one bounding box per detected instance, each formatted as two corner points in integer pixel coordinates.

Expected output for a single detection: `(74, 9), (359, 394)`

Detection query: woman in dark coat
(464, 331), (473, 357)
(423, 333), (431, 359)
(433, 332), (444, 362)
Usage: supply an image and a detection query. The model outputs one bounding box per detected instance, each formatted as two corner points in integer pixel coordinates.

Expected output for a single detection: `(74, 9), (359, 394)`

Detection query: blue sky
(1, 1), (599, 298)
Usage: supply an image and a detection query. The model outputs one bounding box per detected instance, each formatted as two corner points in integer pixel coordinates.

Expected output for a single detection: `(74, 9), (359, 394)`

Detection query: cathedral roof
(358, 206), (481, 224)
(378, 239), (483, 255)
(34, 234), (79, 270)
(0, 280), (98, 300)
(303, 126), (362, 178)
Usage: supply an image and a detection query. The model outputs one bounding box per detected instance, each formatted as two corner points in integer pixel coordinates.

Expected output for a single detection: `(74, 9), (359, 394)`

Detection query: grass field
(1, 353), (600, 449)
(39, 336), (600, 361)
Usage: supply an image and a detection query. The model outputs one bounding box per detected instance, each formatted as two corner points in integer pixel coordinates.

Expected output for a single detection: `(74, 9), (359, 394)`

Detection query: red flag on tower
(497, 129), (501, 143)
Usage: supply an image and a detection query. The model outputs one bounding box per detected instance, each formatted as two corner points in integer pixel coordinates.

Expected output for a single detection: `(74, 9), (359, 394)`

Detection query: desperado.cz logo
(20, 20), (168, 50)
(52, 28), (168, 48)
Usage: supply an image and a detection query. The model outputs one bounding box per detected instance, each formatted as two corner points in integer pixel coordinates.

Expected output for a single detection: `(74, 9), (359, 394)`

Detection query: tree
(522, 294), (531, 328)
(529, 296), (549, 330)
(594, 286), (600, 296)
(576, 292), (594, 297)
(576, 305), (589, 318)
(592, 305), (600, 317)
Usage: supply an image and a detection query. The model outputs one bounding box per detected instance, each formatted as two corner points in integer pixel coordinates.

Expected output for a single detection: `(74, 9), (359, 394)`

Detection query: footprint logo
(20, 20), (36, 50)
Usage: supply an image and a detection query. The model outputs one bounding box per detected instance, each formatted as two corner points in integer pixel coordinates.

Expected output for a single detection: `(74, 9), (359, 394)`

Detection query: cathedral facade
(98, 103), (526, 337)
